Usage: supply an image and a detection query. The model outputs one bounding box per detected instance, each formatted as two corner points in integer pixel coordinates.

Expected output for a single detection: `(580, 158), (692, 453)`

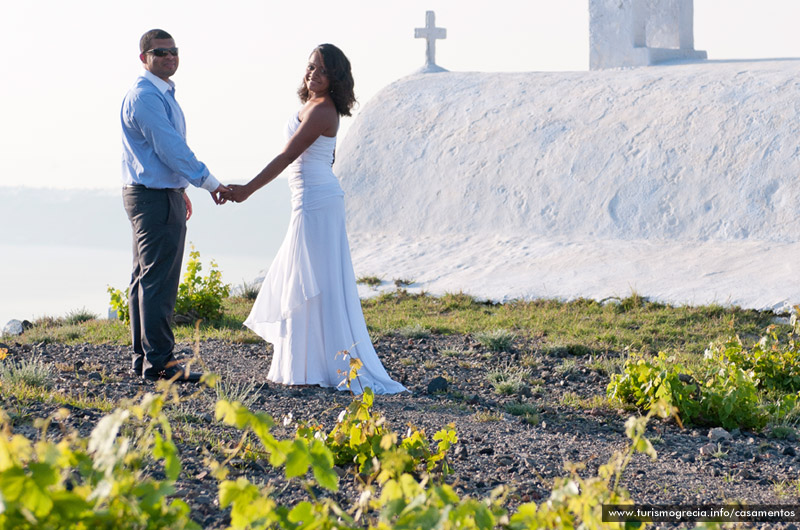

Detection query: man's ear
(139, 53), (147, 64)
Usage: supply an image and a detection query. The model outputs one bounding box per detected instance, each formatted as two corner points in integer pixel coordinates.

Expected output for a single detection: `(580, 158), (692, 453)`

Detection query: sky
(2, 0), (800, 191)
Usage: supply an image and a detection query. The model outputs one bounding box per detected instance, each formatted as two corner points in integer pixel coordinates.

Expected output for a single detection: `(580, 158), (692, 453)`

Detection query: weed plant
(64, 307), (99, 325)
(396, 323), (431, 339)
(0, 356), (54, 389)
(357, 275), (382, 287)
(474, 410), (504, 422)
(236, 280), (261, 301)
(213, 375), (264, 410)
(487, 362), (531, 395)
(474, 328), (516, 352)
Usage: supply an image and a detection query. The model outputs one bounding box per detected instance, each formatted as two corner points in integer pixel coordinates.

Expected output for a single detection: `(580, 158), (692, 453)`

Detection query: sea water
(0, 184), (292, 328)
(0, 243), (275, 326)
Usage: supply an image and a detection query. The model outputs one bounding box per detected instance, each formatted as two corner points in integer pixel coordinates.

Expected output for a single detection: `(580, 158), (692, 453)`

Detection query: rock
(708, 427), (732, 442)
(426, 376), (448, 394)
(782, 445), (797, 457)
(478, 446), (494, 456)
(194, 495), (213, 506)
(699, 443), (718, 457)
(495, 455), (514, 467)
(3, 320), (24, 337)
(87, 372), (102, 382)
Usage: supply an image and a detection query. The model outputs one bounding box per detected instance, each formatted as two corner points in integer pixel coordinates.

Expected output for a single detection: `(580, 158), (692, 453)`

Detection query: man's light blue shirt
(121, 70), (220, 191)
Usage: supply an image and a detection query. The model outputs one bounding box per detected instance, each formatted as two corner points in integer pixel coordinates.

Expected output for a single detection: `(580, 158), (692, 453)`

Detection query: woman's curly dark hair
(298, 43), (357, 117)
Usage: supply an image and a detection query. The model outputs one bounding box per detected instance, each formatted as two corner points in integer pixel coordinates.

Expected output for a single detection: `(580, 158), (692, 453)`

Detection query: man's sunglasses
(145, 47), (179, 57)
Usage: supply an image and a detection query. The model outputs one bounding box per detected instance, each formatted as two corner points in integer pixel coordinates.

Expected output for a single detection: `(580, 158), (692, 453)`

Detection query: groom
(120, 29), (228, 382)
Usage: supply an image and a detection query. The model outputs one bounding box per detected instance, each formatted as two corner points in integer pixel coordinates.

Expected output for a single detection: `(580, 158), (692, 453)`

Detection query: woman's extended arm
(223, 103), (338, 203)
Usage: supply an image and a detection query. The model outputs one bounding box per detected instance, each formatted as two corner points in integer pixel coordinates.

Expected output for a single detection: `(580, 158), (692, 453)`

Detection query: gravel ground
(2, 334), (799, 529)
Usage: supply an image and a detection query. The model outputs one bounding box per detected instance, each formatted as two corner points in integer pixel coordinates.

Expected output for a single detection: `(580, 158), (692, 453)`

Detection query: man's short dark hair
(140, 29), (173, 53)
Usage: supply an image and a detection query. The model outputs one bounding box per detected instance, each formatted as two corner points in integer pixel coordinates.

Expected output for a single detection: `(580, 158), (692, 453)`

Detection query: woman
(223, 44), (406, 394)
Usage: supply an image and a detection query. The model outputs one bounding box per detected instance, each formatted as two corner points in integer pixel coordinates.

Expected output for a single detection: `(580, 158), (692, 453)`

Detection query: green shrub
(607, 351), (766, 430)
(0, 395), (198, 529)
(175, 246), (231, 322)
(107, 285), (130, 325)
(712, 326), (800, 393)
(108, 245), (231, 325)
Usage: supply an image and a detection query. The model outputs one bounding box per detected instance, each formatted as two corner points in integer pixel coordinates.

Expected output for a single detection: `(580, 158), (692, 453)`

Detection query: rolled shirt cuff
(199, 173), (222, 192)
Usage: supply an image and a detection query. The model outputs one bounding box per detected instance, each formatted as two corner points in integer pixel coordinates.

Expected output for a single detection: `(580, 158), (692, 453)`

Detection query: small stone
(782, 445), (797, 457)
(426, 376), (448, 394)
(87, 372), (102, 382)
(740, 469), (756, 480)
(194, 495), (213, 506)
(478, 446), (494, 456)
(708, 427), (732, 442)
(495, 455), (514, 467)
(699, 443), (717, 456)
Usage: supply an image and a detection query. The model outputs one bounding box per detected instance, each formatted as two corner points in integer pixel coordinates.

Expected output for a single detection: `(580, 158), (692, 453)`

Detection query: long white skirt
(244, 193), (407, 395)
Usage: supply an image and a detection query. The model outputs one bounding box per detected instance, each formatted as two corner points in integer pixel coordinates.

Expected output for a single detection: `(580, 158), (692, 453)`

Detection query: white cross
(414, 11), (446, 67)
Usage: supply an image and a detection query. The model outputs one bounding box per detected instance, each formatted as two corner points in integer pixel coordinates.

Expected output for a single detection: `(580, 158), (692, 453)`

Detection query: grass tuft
(474, 329), (516, 352)
(213, 375), (264, 410)
(236, 280), (261, 301)
(487, 362), (530, 395)
(1, 356), (55, 389)
(357, 276), (382, 288)
(64, 307), (100, 325)
(397, 323), (431, 339)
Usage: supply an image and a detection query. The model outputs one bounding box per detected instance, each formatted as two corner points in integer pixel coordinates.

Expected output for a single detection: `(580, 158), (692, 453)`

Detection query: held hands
(219, 184), (252, 204)
(210, 184), (231, 205)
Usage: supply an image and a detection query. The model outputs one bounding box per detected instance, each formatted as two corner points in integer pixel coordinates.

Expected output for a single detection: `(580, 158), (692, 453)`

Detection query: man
(121, 29), (227, 382)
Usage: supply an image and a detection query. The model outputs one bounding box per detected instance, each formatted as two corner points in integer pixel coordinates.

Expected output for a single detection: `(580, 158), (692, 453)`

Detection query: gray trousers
(123, 186), (187, 376)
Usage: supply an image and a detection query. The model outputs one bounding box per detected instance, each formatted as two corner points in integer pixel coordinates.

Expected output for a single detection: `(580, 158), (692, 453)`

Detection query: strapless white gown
(244, 112), (407, 395)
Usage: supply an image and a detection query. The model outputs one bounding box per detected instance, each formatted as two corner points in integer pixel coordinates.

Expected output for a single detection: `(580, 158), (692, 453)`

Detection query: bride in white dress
(222, 44), (406, 395)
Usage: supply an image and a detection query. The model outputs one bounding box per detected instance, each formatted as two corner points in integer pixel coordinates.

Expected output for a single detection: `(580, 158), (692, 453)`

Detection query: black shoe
(143, 365), (202, 383)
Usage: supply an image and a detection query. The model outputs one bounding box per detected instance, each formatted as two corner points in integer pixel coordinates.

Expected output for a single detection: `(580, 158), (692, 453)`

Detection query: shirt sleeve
(130, 91), (220, 191)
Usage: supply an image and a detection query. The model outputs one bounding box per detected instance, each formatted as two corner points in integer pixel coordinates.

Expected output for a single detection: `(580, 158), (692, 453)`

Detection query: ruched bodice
(285, 113), (342, 201)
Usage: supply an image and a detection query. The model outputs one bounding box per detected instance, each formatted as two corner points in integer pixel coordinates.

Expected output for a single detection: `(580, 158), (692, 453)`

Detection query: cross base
(414, 63), (449, 74)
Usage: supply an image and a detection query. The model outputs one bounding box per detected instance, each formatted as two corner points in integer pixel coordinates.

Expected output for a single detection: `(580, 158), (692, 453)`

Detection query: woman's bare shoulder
(299, 99), (339, 132)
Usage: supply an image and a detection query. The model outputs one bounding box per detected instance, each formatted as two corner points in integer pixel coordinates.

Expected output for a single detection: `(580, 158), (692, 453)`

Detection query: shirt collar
(143, 70), (176, 95)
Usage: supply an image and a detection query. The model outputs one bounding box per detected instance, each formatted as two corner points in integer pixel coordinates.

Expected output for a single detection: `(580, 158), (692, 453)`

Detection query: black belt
(123, 184), (185, 193)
